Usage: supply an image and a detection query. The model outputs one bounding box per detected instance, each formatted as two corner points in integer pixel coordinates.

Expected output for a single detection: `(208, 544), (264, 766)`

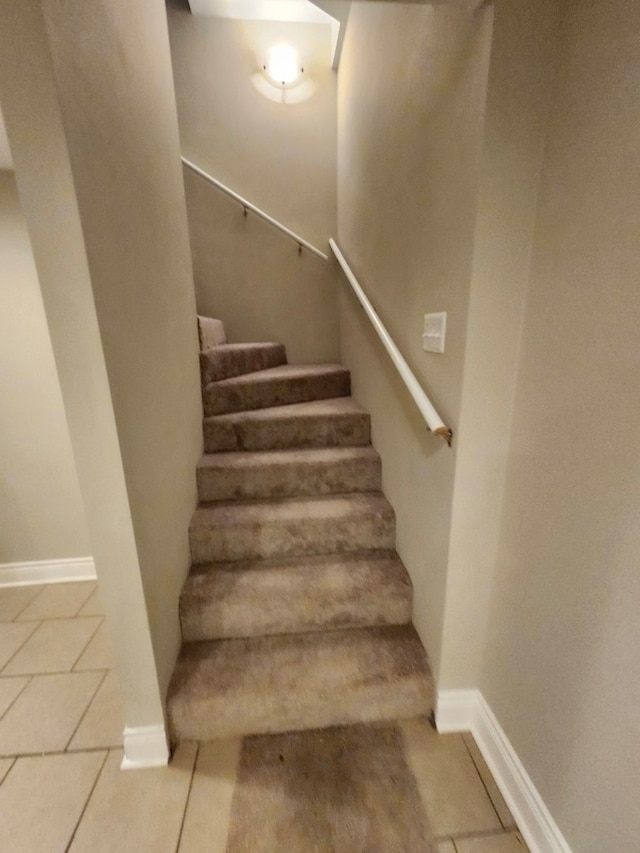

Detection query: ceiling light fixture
(263, 43), (303, 88)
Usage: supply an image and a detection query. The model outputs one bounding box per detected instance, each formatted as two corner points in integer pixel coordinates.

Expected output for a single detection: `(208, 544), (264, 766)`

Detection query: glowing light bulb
(265, 44), (301, 86)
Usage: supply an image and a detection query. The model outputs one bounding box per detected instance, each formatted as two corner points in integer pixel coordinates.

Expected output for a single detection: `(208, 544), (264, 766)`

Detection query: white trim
(436, 689), (573, 853)
(435, 689), (478, 732)
(0, 557), (96, 588)
(121, 724), (169, 770)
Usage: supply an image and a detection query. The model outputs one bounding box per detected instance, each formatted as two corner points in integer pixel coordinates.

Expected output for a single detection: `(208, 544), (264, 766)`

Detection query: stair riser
(189, 512), (395, 564)
(169, 679), (430, 742)
(182, 597), (412, 641)
(196, 456), (381, 501)
(180, 563), (411, 641)
(204, 372), (350, 417)
(204, 411), (370, 452)
(200, 345), (287, 385)
(167, 624), (433, 742)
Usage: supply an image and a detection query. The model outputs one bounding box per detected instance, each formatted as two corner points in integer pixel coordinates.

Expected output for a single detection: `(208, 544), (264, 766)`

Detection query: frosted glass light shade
(265, 44), (301, 86)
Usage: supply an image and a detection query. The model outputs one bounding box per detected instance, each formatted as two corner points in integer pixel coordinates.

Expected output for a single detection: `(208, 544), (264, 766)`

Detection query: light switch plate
(422, 312), (447, 353)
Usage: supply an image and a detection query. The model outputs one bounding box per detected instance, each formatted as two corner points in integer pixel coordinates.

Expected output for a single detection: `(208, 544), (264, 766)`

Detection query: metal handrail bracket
(181, 157), (329, 261)
(329, 239), (453, 446)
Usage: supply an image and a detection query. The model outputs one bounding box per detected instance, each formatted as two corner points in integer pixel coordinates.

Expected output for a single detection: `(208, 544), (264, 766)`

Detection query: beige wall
(480, 1), (640, 849)
(439, 0), (562, 688)
(0, 108), (12, 169)
(0, 0), (202, 732)
(0, 171), (90, 565)
(167, 0), (339, 363)
(40, 0), (203, 701)
(337, 1), (493, 676)
(167, 0), (336, 247)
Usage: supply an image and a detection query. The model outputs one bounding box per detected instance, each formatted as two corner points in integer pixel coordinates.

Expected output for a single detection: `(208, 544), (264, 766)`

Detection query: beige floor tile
(0, 757), (14, 784)
(455, 832), (529, 853)
(437, 842), (457, 853)
(462, 733), (516, 829)
(0, 586), (44, 622)
(0, 751), (106, 853)
(73, 619), (114, 670)
(0, 671), (102, 755)
(0, 622), (39, 669)
(68, 671), (124, 750)
(77, 586), (105, 617)
(3, 616), (101, 675)
(0, 676), (29, 717)
(178, 739), (241, 852)
(400, 718), (502, 838)
(16, 581), (96, 621)
(70, 743), (197, 853)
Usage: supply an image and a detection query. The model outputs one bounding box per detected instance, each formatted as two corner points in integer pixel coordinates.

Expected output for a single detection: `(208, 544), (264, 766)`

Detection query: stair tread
(198, 445), (380, 470)
(206, 363), (348, 390)
(211, 342), (283, 352)
(167, 623), (433, 740)
(187, 548), (405, 578)
(197, 445), (380, 502)
(200, 342), (287, 384)
(181, 550), (412, 641)
(204, 396), (367, 425)
(203, 363), (350, 417)
(191, 491), (393, 526)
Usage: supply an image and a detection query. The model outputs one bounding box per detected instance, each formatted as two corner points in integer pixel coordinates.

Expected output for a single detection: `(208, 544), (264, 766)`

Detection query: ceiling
(187, 0), (349, 68)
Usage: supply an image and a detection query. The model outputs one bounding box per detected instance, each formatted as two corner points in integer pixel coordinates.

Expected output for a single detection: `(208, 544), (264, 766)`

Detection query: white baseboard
(0, 556), (96, 587)
(121, 724), (170, 770)
(436, 689), (572, 853)
(434, 689), (478, 733)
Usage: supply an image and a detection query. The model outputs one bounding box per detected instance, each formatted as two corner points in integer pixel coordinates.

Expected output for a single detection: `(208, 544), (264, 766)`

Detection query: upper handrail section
(329, 239), (453, 446)
(181, 157), (329, 261)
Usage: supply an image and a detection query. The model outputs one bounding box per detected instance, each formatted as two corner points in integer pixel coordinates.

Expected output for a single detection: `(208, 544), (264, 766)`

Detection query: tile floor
(0, 581), (529, 852)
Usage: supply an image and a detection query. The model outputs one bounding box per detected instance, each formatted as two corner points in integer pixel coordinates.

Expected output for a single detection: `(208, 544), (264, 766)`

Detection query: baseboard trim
(436, 689), (572, 853)
(121, 724), (170, 770)
(0, 557), (96, 588)
(434, 689), (478, 733)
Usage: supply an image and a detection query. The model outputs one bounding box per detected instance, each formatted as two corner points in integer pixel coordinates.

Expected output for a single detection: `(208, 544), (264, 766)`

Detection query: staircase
(166, 317), (434, 742)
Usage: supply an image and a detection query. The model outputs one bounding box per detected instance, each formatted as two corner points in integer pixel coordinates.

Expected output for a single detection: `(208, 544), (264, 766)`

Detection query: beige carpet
(226, 723), (437, 852)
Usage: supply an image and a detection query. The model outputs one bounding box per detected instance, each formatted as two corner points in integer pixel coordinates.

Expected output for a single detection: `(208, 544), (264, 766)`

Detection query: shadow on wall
(184, 167), (340, 365)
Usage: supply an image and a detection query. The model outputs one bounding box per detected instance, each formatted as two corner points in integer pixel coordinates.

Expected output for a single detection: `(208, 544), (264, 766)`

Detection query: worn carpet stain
(226, 723), (437, 853)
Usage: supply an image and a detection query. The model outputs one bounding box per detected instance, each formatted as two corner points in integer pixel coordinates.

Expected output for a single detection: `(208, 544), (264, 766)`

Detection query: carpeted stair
(167, 316), (434, 742)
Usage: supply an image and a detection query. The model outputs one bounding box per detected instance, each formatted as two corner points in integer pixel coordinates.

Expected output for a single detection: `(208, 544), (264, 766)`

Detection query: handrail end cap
(433, 426), (453, 447)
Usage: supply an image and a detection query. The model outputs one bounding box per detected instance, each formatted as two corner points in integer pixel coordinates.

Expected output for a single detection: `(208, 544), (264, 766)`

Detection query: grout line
(16, 585), (48, 615)
(69, 616), (104, 672)
(72, 582), (98, 618)
(0, 674), (33, 722)
(445, 828), (523, 842)
(0, 666), (111, 679)
(174, 742), (199, 853)
(0, 621), (42, 674)
(13, 614), (102, 624)
(0, 756), (16, 788)
(0, 745), (114, 760)
(9, 586), (46, 622)
(63, 669), (109, 752)
(64, 747), (110, 852)
(461, 733), (507, 829)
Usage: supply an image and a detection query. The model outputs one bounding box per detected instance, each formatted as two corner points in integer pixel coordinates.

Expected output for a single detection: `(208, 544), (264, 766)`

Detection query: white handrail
(329, 239), (453, 446)
(181, 157), (329, 261)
